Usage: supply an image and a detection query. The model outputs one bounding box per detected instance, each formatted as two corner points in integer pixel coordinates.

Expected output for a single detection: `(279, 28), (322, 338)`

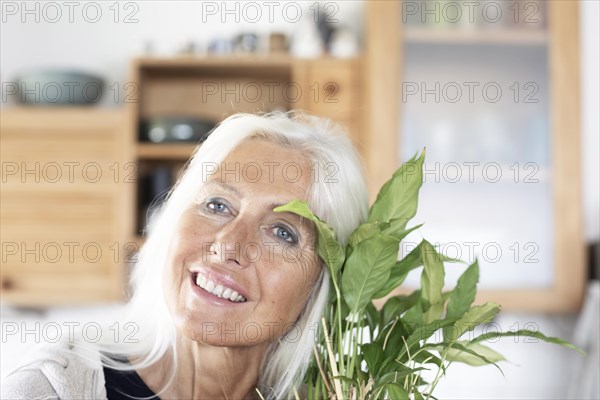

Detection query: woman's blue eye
(273, 225), (297, 244)
(206, 200), (228, 213)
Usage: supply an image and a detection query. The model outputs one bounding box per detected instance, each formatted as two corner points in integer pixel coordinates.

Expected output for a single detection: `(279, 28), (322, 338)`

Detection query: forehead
(207, 138), (312, 202)
(225, 138), (302, 164)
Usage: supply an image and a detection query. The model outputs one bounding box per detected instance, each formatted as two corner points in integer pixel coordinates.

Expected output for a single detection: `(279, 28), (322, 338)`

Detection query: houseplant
(275, 150), (582, 399)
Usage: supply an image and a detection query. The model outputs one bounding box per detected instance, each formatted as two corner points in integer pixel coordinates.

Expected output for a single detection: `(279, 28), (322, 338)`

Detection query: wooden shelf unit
(128, 55), (364, 240)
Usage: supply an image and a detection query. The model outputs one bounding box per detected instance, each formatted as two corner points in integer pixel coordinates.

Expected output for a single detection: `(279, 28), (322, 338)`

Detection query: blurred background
(1, 1), (598, 398)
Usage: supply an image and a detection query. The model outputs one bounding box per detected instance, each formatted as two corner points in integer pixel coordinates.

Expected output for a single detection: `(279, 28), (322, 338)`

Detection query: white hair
(94, 112), (368, 399)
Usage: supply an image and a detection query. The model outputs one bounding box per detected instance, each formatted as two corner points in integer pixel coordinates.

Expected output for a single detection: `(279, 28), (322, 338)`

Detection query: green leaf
(374, 242), (423, 299)
(402, 300), (425, 325)
(449, 303), (501, 342)
(378, 318), (413, 362)
(444, 261), (480, 341)
(411, 349), (445, 369)
(471, 330), (586, 356)
(374, 239), (463, 300)
(383, 220), (423, 242)
(274, 199), (345, 276)
(378, 357), (400, 378)
(362, 342), (384, 373)
(420, 240), (445, 324)
(378, 367), (427, 386)
(342, 234), (399, 313)
(383, 383), (410, 400)
(381, 291), (421, 326)
(348, 221), (381, 250)
(365, 301), (379, 334)
(368, 150), (425, 228)
(399, 318), (458, 360)
(413, 388), (425, 400)
(435, 341), (506, 366)
(373, 151), (419, 216)
(446, 261), (479, 318)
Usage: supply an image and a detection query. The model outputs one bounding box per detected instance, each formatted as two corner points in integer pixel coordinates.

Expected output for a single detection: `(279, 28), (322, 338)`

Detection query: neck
(137, 335), (269, 400)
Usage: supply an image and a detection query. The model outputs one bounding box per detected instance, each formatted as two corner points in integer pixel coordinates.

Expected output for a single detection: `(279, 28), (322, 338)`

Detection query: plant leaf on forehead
(274, 199), (345, 276)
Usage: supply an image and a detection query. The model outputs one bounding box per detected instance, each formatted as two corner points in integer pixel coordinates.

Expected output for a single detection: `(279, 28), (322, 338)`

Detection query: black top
(103, 356), (160, 400)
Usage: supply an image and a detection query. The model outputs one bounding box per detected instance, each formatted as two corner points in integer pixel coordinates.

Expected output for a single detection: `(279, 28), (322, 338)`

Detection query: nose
(209, 217), (256, 269)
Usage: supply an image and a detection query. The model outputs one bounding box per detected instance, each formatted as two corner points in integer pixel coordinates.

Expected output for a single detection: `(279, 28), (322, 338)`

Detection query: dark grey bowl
(15, 71), (105, 105)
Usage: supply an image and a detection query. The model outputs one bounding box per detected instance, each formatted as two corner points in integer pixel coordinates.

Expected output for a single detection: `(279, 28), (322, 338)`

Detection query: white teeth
(205, 280), (215, 292)
(194, 274), (247, 303)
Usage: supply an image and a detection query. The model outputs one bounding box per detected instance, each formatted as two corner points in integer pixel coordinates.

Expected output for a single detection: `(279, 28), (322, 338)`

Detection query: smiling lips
(194, 273), (247, 303)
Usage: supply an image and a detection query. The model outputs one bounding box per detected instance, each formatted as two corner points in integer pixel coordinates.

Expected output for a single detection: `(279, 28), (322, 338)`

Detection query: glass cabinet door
(377, 0), (585, 310)
(399, 1), (552, 290)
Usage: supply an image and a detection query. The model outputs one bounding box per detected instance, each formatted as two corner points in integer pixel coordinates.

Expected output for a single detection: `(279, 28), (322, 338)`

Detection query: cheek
(260, 255), (321, 320)
(162, 245), (184, 319)
(169, 215), (217, 267)
(162, 219), (211, 314)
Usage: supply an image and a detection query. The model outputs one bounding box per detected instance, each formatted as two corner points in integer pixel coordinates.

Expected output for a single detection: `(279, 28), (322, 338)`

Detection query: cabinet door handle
(2, 277), (15, 290)
(325, 82), (339, 94)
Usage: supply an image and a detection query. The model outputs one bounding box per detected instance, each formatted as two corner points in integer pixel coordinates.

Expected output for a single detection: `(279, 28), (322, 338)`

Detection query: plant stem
(345, 317), (355, 380)
(331, 277), (346, 379)
(383, 317), (399, 351)
(347, 314), (364, 384)
(322, 317), (344, 399)
(313, 344), (333, 395)
(426, 347), (449, 400)
(401, 335), (415, 392)
(255, 388), (266, 400)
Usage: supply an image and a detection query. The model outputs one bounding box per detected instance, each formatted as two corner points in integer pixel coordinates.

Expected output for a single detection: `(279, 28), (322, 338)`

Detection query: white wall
(0, 0), (363, 95)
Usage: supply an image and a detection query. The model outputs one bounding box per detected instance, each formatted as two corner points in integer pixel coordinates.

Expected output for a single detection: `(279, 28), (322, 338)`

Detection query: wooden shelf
(404, 27), (547, 46)
(137, 143), (199, 159)
(135, 54), (295, 69)
(134, 55), (362, 69)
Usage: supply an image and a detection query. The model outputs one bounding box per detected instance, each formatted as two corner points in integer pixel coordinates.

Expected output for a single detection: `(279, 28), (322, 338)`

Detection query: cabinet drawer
(0, 108), (129, 306)
(1, 191), (116, 239)
(304, 60), (361, 120)
(0, 272), (117, 305)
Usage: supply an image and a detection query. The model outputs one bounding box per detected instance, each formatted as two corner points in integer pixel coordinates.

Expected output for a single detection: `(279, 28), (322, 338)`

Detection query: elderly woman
(2, 112), (368, 399)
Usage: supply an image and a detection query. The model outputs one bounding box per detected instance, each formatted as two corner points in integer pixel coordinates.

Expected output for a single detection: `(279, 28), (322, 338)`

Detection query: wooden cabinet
(1, 108), (131, 306)
(128, 56), (363, 241)
(364, 1), (584, 312)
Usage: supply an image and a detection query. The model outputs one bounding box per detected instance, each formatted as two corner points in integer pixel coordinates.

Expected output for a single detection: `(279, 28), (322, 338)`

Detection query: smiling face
(163, 138), (321, 347)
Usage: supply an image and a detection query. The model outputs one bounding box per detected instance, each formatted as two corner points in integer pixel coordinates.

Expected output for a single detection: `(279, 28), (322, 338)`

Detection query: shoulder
(1, 368), (57, 400)
(1, 340), (107, 400)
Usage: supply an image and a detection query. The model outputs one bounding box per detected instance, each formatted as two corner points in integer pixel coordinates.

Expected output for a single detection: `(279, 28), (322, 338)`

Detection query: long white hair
(97, 111), (368, 399)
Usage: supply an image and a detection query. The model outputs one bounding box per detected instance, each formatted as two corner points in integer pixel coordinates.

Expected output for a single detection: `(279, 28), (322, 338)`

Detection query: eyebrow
(267, 201), (292, 210)
(203, 180), (241, 197)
